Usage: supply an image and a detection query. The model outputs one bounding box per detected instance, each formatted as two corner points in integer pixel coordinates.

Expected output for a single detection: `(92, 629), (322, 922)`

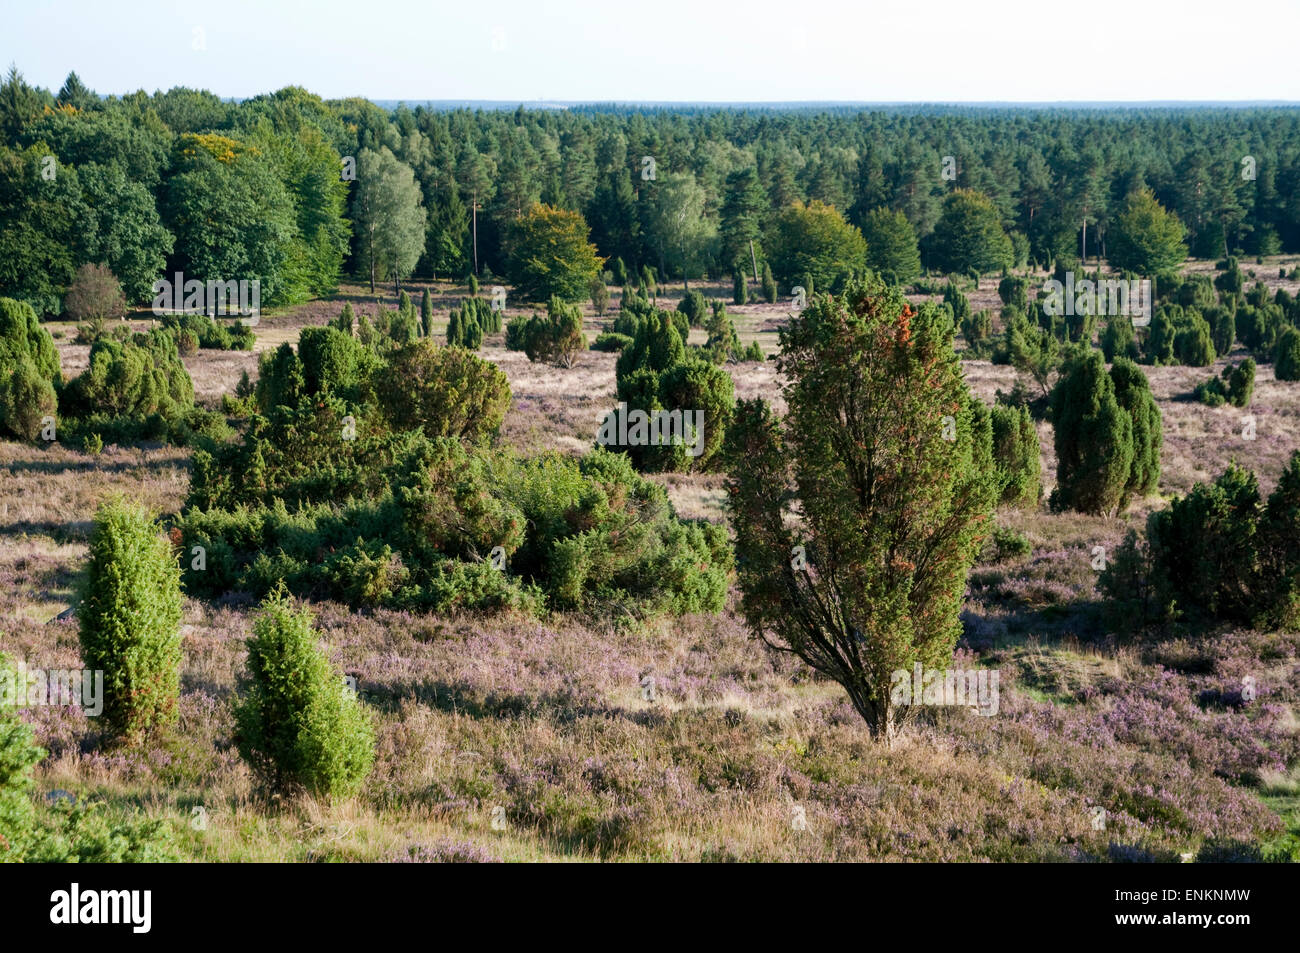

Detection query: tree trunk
(369, 223), (376, 293)
(750, 240), (759, 283)
(472, 197), (479, 276)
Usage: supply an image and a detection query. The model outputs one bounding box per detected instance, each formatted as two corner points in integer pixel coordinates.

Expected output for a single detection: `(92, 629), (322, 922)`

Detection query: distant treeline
(2, 66), (1298, 314)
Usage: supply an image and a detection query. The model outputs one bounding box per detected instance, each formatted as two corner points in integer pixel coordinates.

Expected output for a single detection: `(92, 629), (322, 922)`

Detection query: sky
(5, 0), (1299, 104)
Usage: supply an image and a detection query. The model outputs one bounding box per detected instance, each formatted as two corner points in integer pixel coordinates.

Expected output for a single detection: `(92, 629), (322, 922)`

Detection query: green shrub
(378, 341), (510, 445)
(62, 332), (194, 422)
(522, 298), (586, 367)
(1238, 303), (1282, 356)
(298, 325), (367, 399)
(960, 309), (993, 357)
(591, 332), (633, 352)
(1195, 359), (1255, 408)
(997, 275), (1028, 311)
(986, 526), (1032, 561)
(989, 404), (1040, 506)
(0, 654), (45, 861)
(590, 277), (610, 315)
(1228, 358), (1256, 407)
(79, 499), (183, 743)
(1173, 313), (1216, 366)
(943, 282), (970, 326)
(704, 300), (739, 362)
(1049, 349), (1135, 515)
(1100, 314), (1139, 362)
(1147, 463), (1264, 626)
(255, 343), (306, 413)
(614, 308), (733, 471)
(1274, 328), (1300, 381)
(0, 357), (57, 441)
(0, 297), (60, 384)
(500, 448), (730, 613)
(234, 587), (375, 799)
(1097, 529), (1166, 637)
(1110, 357), (1162, 504)
(504, 314), (529, 351)
(761, 262), (777, 303)
(677, 289), (707, 326)
(733, 271), (748, 305)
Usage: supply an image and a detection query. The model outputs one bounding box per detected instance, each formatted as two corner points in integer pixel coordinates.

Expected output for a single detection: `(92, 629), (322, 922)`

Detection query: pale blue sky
(6, 0), (1299, 103)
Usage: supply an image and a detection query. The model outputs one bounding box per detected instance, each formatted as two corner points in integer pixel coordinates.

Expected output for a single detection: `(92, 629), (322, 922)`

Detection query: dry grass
(6, 263), (1300, 862)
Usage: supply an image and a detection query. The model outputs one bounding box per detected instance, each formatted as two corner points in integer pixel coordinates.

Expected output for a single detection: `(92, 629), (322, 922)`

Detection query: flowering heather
(1, 298), (1298, 863)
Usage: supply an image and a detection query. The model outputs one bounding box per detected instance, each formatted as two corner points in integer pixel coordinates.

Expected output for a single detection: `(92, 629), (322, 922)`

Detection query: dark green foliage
(79, 499), (183, 743)
(181, 434), (728, 617)
(234, 587), (375, 798)
(732, 270), (747, 305)
(420, 288), (432, 337)
(521, 297), (586, 367)
(677, 289), (707, 326)
(761, 262), (777, 304)
(61, 330), (194, 424)
(1109, 357), (1162, 502)
(1100, 313), (1139, 362)
(332, 302), (355, 335)
(960, 309), (993, 357)
(860, 207), (921, 284)
(0, 299), (58, 379)
(298, 325), (371, 400)
(377, 340), (510, 444)
(499, 449), (731, 614)
(1206, 305), (1235, 357)
(1173, 312), (1216, 367)
(1004, 316), (1062, 397)
(612, 306), (732, 471)
(1237, 303), (1282, 356)
(943, 282), (970, 326)
(1097, 530), (1165, 638)
(1196, 358), (1256, 408)
(255, 342), (306, 412)
(722, 275), (999, 739)
(504, 314), (529, 351)
(1274, 327), (1300, 381)
(704, 299), (740, 362)
(0, 654), (45, 861)
(1145, 464), (1265, 627)
(0, 356), (57, 441)
(1143, 306), (1177, 366)
(1109, 188), (1187, 275)
(1229, 358), (1257, 407)
(1049, 349), (1135, 515)
(612, 257), (628, 286)
(159, 312), (255, 351)
(589, 276), (609, 315)
(997, 275), (1028, 311)
(989, 404), (1040, 507)
(930, 189), (1013, 276)
(986, 526), (1032, 561)
(591, 332), (633, 352)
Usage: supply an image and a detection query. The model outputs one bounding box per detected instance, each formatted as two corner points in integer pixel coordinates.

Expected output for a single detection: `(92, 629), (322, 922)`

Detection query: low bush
(234, 587), (375, 799)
